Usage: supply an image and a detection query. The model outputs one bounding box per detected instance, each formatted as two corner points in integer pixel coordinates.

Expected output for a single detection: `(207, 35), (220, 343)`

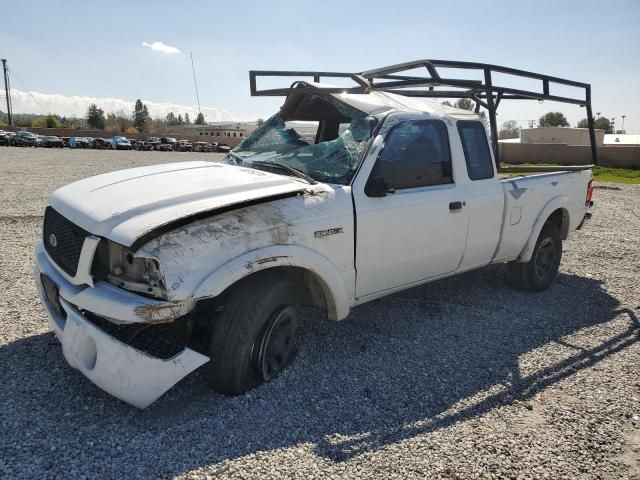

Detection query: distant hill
(0, 111), (39, 122)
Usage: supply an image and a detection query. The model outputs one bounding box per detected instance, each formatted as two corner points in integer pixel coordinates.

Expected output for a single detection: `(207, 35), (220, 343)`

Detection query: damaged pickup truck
(35, 60), (596, 408)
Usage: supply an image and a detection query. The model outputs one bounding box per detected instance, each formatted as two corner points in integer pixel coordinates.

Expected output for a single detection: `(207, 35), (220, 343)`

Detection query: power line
(8, 69), (50, 114)
(190, 52), (202, 118)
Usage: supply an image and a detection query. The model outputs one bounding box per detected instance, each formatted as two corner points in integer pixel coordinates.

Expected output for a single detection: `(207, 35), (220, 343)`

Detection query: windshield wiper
(250, 161), (317, 185)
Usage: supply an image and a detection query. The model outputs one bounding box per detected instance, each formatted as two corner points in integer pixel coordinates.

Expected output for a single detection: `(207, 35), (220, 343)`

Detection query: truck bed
(498, 164), (594, 179)
(493, 168), (592, 263)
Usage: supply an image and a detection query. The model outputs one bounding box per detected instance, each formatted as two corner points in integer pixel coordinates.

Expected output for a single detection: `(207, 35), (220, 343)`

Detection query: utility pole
(1, 59), (12, 126)
(621, 115), (626, 133)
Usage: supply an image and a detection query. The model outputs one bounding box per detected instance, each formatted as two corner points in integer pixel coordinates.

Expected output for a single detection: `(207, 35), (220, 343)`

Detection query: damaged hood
(49, 161), (307, 248)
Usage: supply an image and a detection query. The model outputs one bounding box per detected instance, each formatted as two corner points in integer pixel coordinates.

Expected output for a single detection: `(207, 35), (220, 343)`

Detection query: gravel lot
(0, 146), (638, 479)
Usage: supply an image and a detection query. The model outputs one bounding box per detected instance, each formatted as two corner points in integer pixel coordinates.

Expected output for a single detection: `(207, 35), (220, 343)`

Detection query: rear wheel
(507, 221), (562, 292)
(208, 272), (299, 395)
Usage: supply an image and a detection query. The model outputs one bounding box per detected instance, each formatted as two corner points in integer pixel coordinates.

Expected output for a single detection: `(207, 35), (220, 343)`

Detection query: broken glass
(226, 99), (376, 185)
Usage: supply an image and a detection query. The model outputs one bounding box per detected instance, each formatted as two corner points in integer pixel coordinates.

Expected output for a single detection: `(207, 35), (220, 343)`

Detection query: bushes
(32, 115), (62, 128)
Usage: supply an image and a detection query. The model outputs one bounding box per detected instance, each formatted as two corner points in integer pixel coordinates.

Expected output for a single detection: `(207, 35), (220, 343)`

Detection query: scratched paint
(138, 184), (356, 302)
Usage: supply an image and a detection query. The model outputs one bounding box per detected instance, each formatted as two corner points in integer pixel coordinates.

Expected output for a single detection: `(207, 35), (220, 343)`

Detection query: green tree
(177, 114), (184, 125)
(15, 118), (33, 127)
(32, 115), (62, 128)
(452, 98), (488, 127)
(538, 112), (569, 127)
(133, 99), (151, 132)
(86, 103), (106, 129)
(195, 112), (206, 125)
(498, 120), (521, 139)
(166, 112), (177, 126)
(256, 118), (264, 126)
(184, 113), (191, 125)
(577, 117), (613, 134)
(454, 98), (474, 111)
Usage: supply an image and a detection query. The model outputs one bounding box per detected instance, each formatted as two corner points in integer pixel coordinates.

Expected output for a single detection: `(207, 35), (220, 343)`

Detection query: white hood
(49, 161), (307, 248)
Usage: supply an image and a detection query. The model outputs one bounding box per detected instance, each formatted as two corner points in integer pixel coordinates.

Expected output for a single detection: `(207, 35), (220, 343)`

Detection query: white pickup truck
(35, 62), (594, 408)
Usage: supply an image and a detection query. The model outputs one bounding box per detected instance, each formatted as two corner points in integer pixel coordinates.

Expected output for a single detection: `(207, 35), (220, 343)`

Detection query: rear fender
(518, 195), (570, 262)
(193, 245), (351, 320)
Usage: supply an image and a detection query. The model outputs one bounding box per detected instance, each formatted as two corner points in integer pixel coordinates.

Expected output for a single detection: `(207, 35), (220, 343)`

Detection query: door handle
(449, 201), (464, 211)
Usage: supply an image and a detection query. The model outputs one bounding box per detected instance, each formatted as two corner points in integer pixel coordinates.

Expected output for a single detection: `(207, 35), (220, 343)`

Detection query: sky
(1, 0), (639, 132)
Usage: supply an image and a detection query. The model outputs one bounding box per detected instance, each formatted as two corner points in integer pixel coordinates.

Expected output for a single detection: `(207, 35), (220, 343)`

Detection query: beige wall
(521, 127), (605, 146)
(500, 143), (640, 169)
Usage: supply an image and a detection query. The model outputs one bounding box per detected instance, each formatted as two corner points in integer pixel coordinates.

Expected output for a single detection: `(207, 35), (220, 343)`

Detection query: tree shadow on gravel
(1, 266), (638, 478)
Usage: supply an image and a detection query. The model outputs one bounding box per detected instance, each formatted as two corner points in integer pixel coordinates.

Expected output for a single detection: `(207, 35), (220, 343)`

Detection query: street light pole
(621, 115), (626, 133)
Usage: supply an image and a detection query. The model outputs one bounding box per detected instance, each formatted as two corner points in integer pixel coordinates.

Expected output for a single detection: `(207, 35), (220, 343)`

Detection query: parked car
(159, 137), (178, 151)
(10, 131), (38, 147)
(148, 137), (170, 151)
(69, 137), (91, 149)
(211, 142), (231, 153)
(91, 138), (111, 149)
(42, 135), (64, 148)
(41, 135), (64, 148)
(175, 140), (193, 152)
(192, 141), (212, 152)
(33, 60), (595, 409)
(0, 130), (8, 146)
(134, 139), (154, 151)
(34, 135), (46, 147)
(110, 136), (133, 150)
(60, 137), (70, 148)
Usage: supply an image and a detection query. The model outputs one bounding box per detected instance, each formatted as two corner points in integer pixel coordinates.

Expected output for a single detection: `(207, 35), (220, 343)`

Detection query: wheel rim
(254, 306), (297, 382)
(534, 237), (556, 280)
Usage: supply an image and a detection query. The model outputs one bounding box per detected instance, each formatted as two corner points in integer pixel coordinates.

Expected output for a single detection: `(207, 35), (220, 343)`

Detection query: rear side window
(374, 120), (452, 189)
(457, 121), (494, 180)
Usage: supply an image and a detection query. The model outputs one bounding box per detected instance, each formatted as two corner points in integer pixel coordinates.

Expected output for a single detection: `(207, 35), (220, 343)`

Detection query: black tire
(508, 221), (562, 292)
(208, 272), (300, 395)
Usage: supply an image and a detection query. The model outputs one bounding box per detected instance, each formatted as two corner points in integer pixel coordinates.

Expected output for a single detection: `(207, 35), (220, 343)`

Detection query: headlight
(103, 241), (167, 299)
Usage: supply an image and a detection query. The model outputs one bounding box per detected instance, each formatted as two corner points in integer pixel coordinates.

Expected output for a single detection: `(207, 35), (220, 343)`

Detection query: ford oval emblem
(48, 233), (58, 248)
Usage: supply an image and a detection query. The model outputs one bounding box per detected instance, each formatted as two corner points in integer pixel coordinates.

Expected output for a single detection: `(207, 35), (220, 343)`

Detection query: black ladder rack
(249, 59), (598, 168)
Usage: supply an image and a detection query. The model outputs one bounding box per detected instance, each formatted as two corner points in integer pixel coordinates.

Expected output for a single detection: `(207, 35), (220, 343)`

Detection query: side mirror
(365, 176), (395, 197)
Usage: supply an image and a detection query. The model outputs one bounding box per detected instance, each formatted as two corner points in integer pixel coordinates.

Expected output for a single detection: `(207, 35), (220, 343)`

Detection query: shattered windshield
(225, 94), (376, 185)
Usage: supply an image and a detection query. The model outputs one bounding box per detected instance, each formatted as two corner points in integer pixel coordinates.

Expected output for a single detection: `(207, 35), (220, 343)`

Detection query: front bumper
(34, 242), (209, 408)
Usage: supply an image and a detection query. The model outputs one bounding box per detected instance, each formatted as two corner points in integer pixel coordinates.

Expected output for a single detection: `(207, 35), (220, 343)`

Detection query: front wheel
(507, 221), (562, 292)
(208, 272), (299, 395)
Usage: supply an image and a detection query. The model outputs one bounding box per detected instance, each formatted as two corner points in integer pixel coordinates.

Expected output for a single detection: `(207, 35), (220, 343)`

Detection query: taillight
(585, 180), (594, 207)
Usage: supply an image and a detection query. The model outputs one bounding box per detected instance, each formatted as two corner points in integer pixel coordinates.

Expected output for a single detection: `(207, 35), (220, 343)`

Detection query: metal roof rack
(249, 59), (598, 168)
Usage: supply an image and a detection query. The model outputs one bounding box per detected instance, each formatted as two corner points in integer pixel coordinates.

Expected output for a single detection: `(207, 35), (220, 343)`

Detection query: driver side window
(371, 120), (453, 190)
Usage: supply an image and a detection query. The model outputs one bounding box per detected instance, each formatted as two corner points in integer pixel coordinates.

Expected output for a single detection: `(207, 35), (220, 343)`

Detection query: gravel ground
(0, 146), (638, 479)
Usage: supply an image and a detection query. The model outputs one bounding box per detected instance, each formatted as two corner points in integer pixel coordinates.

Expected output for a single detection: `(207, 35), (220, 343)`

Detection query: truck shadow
(1, 267), (637, 477)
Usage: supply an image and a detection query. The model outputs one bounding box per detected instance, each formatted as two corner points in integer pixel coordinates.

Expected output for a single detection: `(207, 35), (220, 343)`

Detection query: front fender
(193, 245), (352, 320)
(518, 194), (570, 262)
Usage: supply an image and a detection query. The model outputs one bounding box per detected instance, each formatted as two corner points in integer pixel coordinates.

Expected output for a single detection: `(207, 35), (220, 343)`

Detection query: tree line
(0, 101), (203, 132)
(86, 100), (207, 132)
(439, 100), (617, 140)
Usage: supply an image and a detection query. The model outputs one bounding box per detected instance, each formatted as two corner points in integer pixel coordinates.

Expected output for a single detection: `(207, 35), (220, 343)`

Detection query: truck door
(455, 120), (504, 270)
(353, 117), (469, 298)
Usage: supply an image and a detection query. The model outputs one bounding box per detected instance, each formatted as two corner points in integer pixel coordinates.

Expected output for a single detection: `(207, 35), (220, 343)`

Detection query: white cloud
(10, 89), (235, 122)
(142, 41), (181, 55)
